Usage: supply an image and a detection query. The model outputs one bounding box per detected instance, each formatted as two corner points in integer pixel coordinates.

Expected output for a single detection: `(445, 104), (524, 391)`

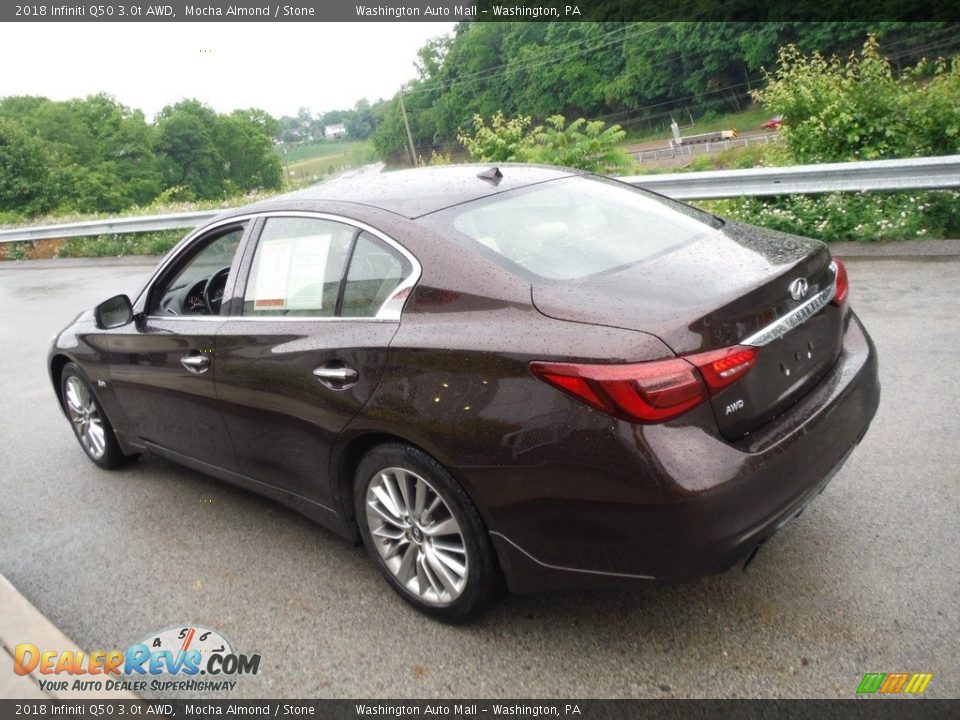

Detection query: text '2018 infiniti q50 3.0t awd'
(49, 164), (879, 621)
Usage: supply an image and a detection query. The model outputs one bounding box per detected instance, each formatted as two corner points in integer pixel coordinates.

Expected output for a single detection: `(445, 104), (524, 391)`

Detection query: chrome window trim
(141, 210), (422, 324)
(741, 262), (838, 347)
(145, 315), (224, 322)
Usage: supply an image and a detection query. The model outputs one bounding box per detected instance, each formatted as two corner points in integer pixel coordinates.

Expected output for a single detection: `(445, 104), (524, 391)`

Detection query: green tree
(372, 21), (950, 160)
(0, 94), (282, 215)
(72, 94), (161, 208)
(216, 109), (283, 193)
(0, 118), (53, 215)
(372, 96), (414, 165)
(156, 101), (283, 199)
(345, 98), (376, 140)
(155, 100), (226, 199)
(0, 94), (159, 213)
(278, 114), (304, 143)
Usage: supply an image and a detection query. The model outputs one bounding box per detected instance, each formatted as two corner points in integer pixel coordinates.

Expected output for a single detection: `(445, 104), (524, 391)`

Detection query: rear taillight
(530, 345), (758, 424)
(688, 345), (759, 392)
(831, 259), (849, 305)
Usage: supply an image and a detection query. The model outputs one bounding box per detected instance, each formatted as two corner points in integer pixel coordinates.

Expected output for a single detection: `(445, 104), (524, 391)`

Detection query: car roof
(269, 163), (583, 219)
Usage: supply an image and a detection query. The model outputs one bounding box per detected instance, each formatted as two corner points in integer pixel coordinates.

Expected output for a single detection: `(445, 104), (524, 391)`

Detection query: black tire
(354, 442), (504, 623)
(60, 362), (126, 469)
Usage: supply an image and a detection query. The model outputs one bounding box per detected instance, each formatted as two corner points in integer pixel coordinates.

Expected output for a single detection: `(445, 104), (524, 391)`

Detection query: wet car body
(49, 164), (879, 615)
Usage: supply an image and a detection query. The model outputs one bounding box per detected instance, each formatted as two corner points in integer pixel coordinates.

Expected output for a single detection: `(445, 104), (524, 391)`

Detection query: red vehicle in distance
(761, 116), (784, 131)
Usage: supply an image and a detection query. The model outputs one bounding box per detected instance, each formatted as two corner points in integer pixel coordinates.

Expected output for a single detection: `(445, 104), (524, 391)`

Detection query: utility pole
(281, 144), (291, 179)
(670, 118), (681, 148)
(398, 91), (417, 168)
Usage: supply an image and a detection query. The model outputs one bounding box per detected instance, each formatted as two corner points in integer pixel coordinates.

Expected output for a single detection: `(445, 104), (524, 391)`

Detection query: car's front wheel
(354, 443), (503, 622)
(60, 362), (126, 469)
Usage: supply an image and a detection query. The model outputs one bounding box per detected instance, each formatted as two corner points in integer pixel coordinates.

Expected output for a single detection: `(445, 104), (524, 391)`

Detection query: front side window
(151, 227), (244, 316)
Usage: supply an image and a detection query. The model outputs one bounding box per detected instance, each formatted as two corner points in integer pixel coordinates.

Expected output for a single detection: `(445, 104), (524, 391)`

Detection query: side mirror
(94, 294), (133, 329)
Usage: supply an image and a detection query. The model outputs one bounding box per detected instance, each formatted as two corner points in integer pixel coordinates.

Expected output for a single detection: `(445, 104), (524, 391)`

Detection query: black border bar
(5, 0), (960, 22)
(2, 700), (959, 719)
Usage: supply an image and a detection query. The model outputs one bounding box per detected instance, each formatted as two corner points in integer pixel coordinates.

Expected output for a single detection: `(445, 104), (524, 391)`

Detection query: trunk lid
(532, 222), (845, 438)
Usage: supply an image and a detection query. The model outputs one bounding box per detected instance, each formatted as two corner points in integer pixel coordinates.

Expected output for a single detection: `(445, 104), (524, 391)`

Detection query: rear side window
(243, 217), (354, 317)
(341, 232), (411, 317)
(431, 176), (720, 280)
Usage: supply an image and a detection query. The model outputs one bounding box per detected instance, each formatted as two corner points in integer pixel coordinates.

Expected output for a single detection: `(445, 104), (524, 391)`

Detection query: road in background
(0, 249), (957, 698)
(624, 129), (781, 168)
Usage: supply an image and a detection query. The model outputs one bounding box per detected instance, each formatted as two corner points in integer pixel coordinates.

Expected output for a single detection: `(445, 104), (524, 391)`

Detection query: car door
(106, 222), (249, 470)
(215, 214), (418, 509)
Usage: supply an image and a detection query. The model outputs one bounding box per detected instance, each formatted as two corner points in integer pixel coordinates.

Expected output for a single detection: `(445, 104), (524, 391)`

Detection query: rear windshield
(424, 176), (720, 280)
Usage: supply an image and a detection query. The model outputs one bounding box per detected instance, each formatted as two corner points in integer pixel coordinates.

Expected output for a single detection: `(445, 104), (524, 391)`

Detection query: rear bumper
(479, 312), (880, 593)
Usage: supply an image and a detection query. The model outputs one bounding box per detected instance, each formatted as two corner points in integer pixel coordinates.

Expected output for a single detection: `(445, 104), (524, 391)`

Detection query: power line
(401, 0), (757, 98)
(405, 21), (960, 101)
(409, 23), (634, 91)
(403, 23), (667, 97)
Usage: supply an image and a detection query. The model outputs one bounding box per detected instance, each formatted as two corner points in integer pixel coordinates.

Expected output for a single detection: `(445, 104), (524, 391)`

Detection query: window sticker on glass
(251, 233), (332, 312)
(252, 238), (292, 311)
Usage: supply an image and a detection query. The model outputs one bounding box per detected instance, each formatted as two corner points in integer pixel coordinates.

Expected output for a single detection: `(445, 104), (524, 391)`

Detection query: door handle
(181, 354), (211, 375)
(313, 364), (359, 389)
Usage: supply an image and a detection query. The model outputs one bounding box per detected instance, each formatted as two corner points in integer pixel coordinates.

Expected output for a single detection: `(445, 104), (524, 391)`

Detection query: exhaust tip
(742, 541), (765, 571)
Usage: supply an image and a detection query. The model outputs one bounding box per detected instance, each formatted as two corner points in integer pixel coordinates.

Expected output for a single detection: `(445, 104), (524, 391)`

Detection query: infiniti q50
(49, 165), (879, 621)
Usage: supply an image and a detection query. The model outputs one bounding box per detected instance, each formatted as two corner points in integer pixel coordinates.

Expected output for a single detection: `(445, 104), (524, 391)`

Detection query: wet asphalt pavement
(0, 251), (957, 699)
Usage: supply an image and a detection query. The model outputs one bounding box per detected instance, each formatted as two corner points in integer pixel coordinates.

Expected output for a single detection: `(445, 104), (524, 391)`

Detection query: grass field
(279, 140), (366, 163)
(278, 140), (378, 185)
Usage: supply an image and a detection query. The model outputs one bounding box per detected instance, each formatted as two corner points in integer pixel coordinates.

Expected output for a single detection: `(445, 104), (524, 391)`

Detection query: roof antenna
(477, 167), (503, 186)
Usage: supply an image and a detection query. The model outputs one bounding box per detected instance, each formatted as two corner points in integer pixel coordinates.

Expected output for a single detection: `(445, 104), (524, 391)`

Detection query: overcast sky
(0, 22), (457, 119)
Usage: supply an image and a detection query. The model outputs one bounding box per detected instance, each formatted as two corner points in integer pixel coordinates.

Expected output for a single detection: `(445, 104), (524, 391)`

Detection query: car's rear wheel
(354, 443), (503, 622)
(60, 363), (125, 469)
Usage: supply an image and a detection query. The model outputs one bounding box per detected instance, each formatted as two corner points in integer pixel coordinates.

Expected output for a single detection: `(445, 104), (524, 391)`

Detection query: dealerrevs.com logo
(856, 672), (933, 696)
(14, 625), (261, 693)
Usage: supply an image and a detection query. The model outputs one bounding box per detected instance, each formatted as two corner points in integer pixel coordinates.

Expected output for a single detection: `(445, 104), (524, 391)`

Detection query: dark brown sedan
(49, 164), (879, 621)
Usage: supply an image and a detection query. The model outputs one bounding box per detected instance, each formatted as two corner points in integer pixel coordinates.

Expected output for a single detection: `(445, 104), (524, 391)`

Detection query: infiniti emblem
(789, 278), (809, 301)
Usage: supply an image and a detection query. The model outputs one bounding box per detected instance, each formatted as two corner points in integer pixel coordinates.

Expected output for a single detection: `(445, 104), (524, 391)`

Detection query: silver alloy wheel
(365, 467), (469, 605)
(64, 376), (107, 460)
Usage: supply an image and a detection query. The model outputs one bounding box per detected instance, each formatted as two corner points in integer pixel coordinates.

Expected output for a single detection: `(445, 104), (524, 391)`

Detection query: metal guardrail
(1, 155), (959, 244)
(0, 210), (221, 244)
(623, 154), (960, 200)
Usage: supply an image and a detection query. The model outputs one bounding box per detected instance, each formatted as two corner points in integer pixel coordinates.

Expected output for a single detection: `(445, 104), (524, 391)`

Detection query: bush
(686, 155), (716, 172)
(457, 112), (537, 164)
(57, 230), (184, 258)
(526, 115), (632, 173)
(420, 150), (452, 167)
(722, 36), (960, 242)
(704, 190), (960, 242)
(457, 112), (633, 174)
(754, 36), (960, 163)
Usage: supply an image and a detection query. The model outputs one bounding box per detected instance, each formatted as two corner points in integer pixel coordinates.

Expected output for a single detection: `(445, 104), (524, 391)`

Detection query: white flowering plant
(704, 190), (960, 242)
